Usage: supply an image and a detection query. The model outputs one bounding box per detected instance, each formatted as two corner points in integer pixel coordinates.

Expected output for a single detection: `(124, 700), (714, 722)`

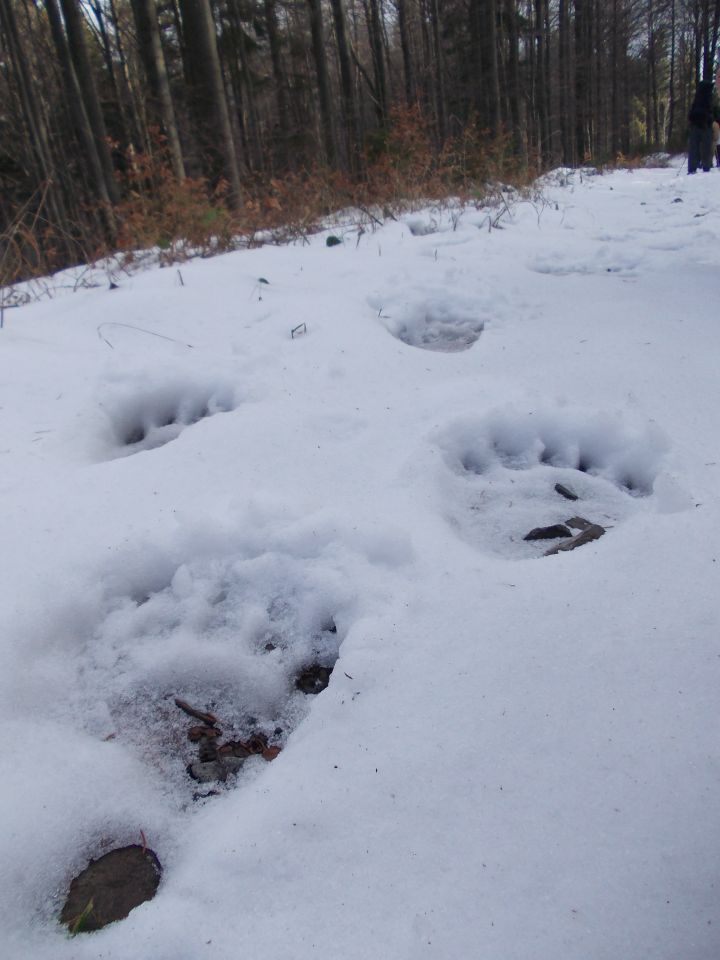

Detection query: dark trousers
(689, 126), (713, 172)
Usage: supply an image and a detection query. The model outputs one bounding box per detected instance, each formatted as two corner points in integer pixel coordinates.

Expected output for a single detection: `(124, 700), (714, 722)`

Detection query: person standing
(714, 69), (720, 166)
(688, 80), (715, 173)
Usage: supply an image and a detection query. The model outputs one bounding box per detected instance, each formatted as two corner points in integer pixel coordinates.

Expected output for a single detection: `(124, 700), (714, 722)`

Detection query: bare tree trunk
(286, 0), (316, 162)
(429, 0), (447, 141)
(178, 0), (242, 204)
(541, 0), (552, 155)
(59, 0), (120, 202)
(44, 0), (115, 233)
(396, 0), (415, 105)
(87, 0), (132, 145)
(108, 0), (146, 151)
(506, 0), (523, 158)
(611, 0), (619, 155)
(263, 0), (290, 166)
(487, 0), (501, 136)
(558, 0), (571, 162)
(592, 0), (603, 156)
(648, 0), (660, 148)
(226, 0), (263, 172)
(710, 0), (720, 70)
(330, 0), (360, 169)
(130, 0), (185, 179)
(469, 0), (500, 135)
(306, 0), (336, 164)
(621, 2), (630, 154)
(668, 0), (677, 145)
(701, 0), (711, 78)
(0, 0), (69, 228)
(366, 0), (389, 122)
(574, 0), (589, 160)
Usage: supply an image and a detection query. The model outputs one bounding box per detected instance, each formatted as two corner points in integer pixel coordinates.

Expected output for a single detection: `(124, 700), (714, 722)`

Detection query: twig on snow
(174, 698), (219, 726)
(97, 321), (194, 350)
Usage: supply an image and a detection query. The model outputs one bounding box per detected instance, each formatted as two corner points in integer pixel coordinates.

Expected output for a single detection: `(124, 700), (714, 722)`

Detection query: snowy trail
(0, 160), (719, 959)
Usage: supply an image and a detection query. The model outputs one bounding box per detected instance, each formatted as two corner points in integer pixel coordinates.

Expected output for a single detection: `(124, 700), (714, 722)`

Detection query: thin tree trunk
(87, 0), (133, 143)
(366, 0), (388, 121)
(396, 0), (415, 105)
(710, 0), (720, 70)
(611, 0), (619, 155)
(593, 0), (602, 156)
(108, 0), (146, 151)
(468, 0), (483, 123)
(429, 0), (447, 141)
(649, 0), (660, 148)
(486, 0), (501, 136)
(330, 0), (360, 169)
(701, 0), (711, 78)
(0, 0), (69, 229)
(178, 0), (242, 204)
(506, 0), (522, 158)
(306, 0), (336, 164)
(418, 0), (433, 112)
(263, 0), (290, 166)
(559, 0), (571, 162)
(541, 0), (552, 156)
(59, 0), (120, 202)
(130, 0), (185, 179)
(469, 0), (500, 135)
(621, 3), (630, 154)
(668, 0), (677, 145)
(574, 0), (589, 160)
(226, 0), (263, 171)
(44, 0), (115, 232)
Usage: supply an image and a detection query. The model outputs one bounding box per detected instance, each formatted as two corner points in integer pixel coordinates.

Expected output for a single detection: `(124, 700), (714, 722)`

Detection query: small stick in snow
(97, 321), (194, 349)
(291, 322), (307, 338)
(358, 205), (383, 228)
(555, 483), (579, 502)
(174, 698), (219, 726)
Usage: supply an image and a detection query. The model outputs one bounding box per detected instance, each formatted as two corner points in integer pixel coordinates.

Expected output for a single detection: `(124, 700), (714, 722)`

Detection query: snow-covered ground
(1, 159), (718, 959)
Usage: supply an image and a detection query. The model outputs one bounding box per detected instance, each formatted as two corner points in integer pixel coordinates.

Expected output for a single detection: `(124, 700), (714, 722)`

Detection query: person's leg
(702, 127), (714, 171)
(689, 128), (701, 173)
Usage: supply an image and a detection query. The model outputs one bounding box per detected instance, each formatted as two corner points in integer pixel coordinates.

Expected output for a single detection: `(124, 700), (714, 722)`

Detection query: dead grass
(1, 109), (544, 289)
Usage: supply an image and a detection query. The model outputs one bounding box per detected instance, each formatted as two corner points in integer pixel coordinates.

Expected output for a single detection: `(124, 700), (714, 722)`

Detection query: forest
(1, 0), (719, 283)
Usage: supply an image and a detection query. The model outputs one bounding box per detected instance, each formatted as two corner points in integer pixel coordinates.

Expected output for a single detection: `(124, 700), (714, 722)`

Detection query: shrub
(116, 145), (234, 262)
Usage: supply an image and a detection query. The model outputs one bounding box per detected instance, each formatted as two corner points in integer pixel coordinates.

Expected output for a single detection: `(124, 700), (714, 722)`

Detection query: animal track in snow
(54, 547), (348, 930)
(405, 217), (439, 236)
(81, 532), (353, 799)
(437, 409), (666, 559)
(529, 246), (644, 278)
(369, 289), (488, 352)
(102, 379), (237, 456)
(459, 413), (659, 494)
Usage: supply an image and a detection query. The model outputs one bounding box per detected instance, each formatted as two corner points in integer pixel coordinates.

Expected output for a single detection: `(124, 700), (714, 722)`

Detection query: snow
(0, 158), (719, 959)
